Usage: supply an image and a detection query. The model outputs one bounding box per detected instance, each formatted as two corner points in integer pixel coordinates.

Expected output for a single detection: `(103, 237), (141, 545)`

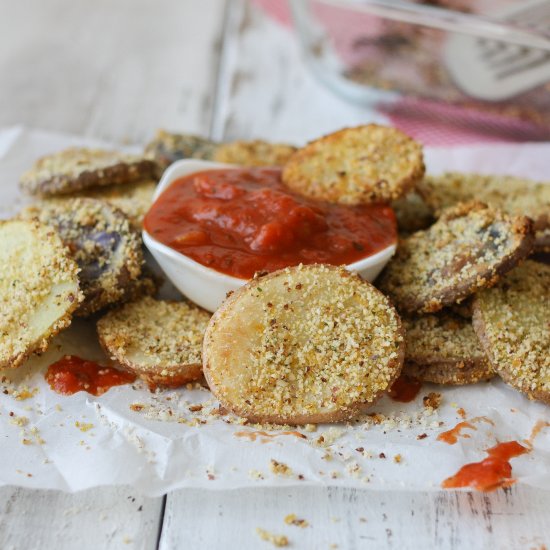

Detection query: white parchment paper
(1, 126), (549, 495)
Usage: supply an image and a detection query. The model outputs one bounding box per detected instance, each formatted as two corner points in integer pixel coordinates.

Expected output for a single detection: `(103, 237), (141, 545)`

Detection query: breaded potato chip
(403, 312), (493, 385)
(282, 125), (425, 205)
(144, 130), (218, 172)
(213, 140), (297, 167)
(19, 147), (157, 197)
(0, 219), (82, 368)
(203, 264), (404, 425)
(377, 202), (534, 314)
(418, 173), (550, 252)
(97, 296), (210, 388)
(144, 129), (296, 172)
(22, 198), (143, 317)
(473, 261), (550, 404)
(49, 179), (156, 229)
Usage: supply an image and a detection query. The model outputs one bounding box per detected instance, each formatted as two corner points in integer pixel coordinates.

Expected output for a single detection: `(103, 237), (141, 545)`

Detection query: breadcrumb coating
(418, 172), (550, 251)
(0, 219), (82, 369)
(214, 140), (297, 167)
(98, 296), (210, 388)
(63, 179), (156, 229)
(19, 147), (156, 196)
(203, 264), (404, 424)
(403, 312), (493, 385)
(21, 198), (143, 316)
(377, 201), (534, 314)
(144, 130), (218, 171)
(282, 124), (425, 205)
(473, 261), (550, 403)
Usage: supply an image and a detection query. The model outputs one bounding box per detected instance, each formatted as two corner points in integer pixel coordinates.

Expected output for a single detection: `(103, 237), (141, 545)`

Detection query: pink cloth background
(251, 0), (550, 146)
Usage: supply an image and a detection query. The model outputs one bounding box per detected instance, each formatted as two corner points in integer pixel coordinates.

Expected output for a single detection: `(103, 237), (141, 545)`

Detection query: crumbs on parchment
(284, 513), (309, 528)
(255, 528), (289, 547)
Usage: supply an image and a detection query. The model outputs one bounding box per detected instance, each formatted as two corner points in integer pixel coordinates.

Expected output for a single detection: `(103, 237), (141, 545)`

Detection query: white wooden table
(1, 1), (549, 548)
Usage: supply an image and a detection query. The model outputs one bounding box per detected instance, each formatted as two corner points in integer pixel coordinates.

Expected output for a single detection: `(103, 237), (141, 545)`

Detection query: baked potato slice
(21, 198), (143, 317)
(20, 147), (156, 197)
(282, 125), (424, 205)
(0, 219), (82, 369)
(403, 312), (493, 385)
(377, 202), (535, 314)
(473, 261), (550, 404)
(203, 264), (404, 424)
(97, 296), (210, 388)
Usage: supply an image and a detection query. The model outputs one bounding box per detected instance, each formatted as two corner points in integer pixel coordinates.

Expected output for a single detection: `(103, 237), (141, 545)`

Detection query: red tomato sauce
(442, 441), (529, 492)
(389, 375), (422, 403)
(437, 421), (476, 445)
(144, 168), (397, 279)
(46, 355), (136, 396)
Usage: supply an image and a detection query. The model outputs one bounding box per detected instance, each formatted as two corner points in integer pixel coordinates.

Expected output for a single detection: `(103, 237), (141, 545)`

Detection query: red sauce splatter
(46, 355), (135, 396)
(144, 168), (397, 279)
(389, 375), (422, 403)
(438, 421), (476, 444)
(235, 430), (307, 443)
(442, 441), (529, 492)
(457, 407), (467, 419)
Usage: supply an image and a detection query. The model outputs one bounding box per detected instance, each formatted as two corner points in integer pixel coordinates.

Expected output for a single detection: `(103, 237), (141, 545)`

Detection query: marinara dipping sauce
(144, 168), (397, 279)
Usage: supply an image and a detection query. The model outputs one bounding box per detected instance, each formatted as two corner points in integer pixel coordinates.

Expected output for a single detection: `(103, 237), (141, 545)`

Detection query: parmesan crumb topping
(204, 264), (404, 424)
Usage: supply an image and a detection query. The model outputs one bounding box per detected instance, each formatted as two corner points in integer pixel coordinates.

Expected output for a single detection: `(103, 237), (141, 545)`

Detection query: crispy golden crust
(203, 264), (404, 425)
(472, 261), (550, 404)
(21, 198), (143, 317)
(377, 201), (535, 314)
(213, 140), (297, 167)
(392, 191), (434, 235)
(144, 130), (218, 172)
(144, 130), (297, 172)
(418, 172), (550, 251)
(402, 313), (493, 385)
(116, 268), (159, 306)
(405, 361), (493, 386)
(281, 125), (425, 205)
(97, 296), (210, 388)
(0, 219), (82, 369)
(19, 148), (157, 197)
(63, 179), (157, 229)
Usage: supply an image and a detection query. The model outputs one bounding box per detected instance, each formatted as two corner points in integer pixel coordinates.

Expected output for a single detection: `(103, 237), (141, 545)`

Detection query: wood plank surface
(160, 485), (550, 549)
(0, 0), (227, 144)
(0, 486), (163, 550)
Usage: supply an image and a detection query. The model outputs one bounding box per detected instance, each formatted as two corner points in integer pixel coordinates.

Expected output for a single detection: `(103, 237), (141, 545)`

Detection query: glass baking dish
(290, 0), (550, 133)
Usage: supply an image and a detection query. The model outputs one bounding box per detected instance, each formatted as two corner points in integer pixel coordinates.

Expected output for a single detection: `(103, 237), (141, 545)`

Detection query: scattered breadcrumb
(10, 415), (29, 427)
(269, 459), (293, 477)
(423, 393), (442, 410)
(284, 514), (309, 528)
(256, 528), (289, 547)
(75, 421), (94, 432)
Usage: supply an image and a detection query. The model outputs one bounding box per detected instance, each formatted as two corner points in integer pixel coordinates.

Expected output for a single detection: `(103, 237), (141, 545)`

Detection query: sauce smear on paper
(438, 421), (476, 445)
(46, 355), (135, 396)
(442, 441), (529, 492)
(389, 375), (422, 403)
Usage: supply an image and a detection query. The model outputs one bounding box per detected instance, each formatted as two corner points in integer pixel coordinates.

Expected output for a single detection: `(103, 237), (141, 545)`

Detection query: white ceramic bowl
(143, 159), (397, 312)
